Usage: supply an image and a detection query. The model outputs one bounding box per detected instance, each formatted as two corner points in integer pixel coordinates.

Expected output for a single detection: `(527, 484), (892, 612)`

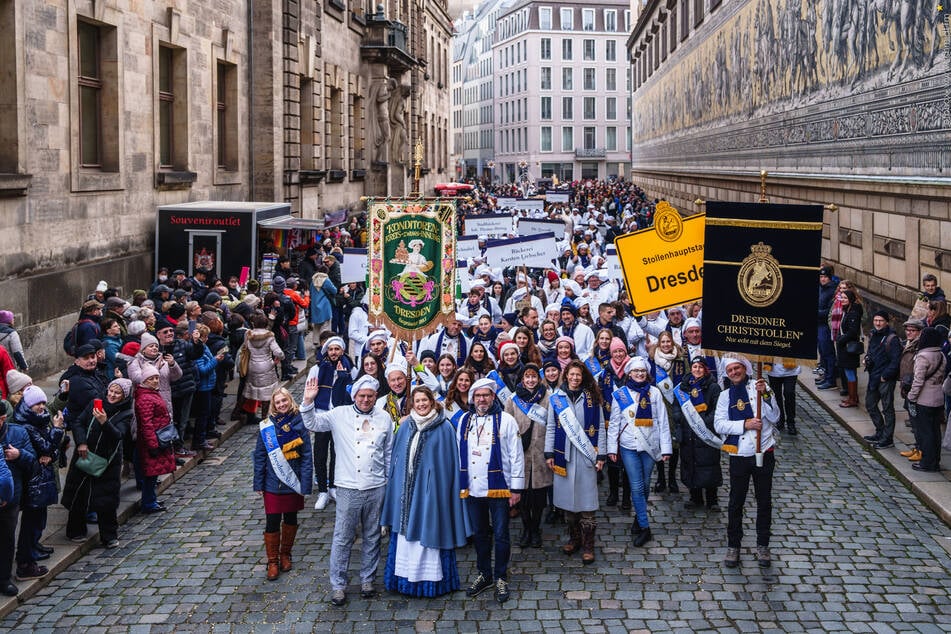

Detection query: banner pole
(755, 361), (764, 467)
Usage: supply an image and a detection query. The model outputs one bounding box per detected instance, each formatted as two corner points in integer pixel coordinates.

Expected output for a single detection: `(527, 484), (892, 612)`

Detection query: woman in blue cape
(381, 386), (470, 597)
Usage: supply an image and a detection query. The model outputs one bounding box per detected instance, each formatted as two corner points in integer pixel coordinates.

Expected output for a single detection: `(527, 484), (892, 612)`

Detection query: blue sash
(549, 392), (597, 475)
(488, 370), (513, 405)
(584, 356), (604, 380)
(449, 408), (466, 430)
(655, 366), (675, 404)
(512, 394), (548, 426)
(259, 418), (302, 494)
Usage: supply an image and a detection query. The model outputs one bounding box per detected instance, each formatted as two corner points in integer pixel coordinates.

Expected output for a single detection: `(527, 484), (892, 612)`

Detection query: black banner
(701, 201), (823, 360)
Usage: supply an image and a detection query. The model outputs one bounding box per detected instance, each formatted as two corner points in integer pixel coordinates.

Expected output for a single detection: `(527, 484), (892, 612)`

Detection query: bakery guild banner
(701, 201), (823, 360)
(613, 201), (705, 316)
(367, 199), (458, 339)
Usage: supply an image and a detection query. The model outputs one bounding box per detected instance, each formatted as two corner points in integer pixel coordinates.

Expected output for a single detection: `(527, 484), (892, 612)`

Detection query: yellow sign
(614, 211), (705, 316)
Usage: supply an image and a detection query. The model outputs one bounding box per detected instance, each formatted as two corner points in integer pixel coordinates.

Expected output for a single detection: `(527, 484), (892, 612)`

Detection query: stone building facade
(0, 0), (450, 374)
(628, 0), (951, 317)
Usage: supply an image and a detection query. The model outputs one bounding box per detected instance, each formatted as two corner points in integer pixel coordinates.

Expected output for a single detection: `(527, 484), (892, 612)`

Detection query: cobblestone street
(3, 379), (951, 633)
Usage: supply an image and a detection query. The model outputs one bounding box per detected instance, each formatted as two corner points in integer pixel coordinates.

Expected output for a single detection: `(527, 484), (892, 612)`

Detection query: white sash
(673, 386), (724, 451)
(259, 418), (302, 494)
(655, 365), (675, 404)
(550, 392), (597, 466)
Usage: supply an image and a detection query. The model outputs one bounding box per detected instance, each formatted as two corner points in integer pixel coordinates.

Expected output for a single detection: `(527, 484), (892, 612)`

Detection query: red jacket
(0, 347), (14, 399)
(134, 385), (176, 477)
(283, 289), (310, 327)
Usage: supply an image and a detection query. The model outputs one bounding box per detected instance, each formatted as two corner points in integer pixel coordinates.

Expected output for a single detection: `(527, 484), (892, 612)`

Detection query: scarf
(627, 380), (653, 426)
(722, 379), (750, 455)
(653, 347), (676, 371)
(434, 329), (468, 366)
(536, 335), (557, 360)
(610, 354), (630, 379)
(271, 412), (304, 460)
(313, 358), (341, 411)
(549, 388), (600, 477)
(498, 362), (522, 391)
(407, 408), (441, 479)
(385, 391), (406, 427)
(458, 400), (510, 498)
(684, 374), (708, 413)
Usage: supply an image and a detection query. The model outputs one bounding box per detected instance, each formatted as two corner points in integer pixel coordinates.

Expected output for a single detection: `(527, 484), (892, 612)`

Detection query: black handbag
(155, 423), (179, 449)
(25, 465), (58, 509)
(845, 340), (864, 355)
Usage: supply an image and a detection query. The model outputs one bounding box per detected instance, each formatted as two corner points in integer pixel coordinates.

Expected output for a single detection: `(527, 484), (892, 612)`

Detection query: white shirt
(606, 385), (671, 457)
(300, 402), (394, 490)
(714, 381), (780, 456)
(457, 409), (525, 495)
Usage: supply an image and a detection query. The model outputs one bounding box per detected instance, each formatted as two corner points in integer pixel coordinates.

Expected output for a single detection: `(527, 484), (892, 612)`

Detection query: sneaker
(175, 448), (196, 457)
(15, 562), (49, 581)
(873, 439), (894, 449)
(103, 539), (120, 549)
(723, 547), (740, 568)
(314, 492), (331, 510)
(86, 512), (98, 523)
(329, 488), (337, 501)
(756, 546), (772, 568)
(330, 589), (347, 606)
(361, 582), (375, 599)
(862, 434), (881, 442)
(465, 573), (493, 597)
(69, 535), (87, 543)
(494, 578), (510, 604)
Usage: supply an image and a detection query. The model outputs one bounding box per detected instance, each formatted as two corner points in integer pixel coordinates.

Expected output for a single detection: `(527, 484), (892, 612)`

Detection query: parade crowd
(0, 178), (946, 606)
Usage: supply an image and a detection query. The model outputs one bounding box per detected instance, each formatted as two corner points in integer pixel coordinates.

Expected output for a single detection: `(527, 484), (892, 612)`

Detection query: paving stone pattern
(3, 381), (951, 633)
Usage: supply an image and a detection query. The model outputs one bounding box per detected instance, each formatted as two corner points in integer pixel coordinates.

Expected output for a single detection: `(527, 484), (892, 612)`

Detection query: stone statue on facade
(371, 77), (395, 164)
(390, 83), (409, 165)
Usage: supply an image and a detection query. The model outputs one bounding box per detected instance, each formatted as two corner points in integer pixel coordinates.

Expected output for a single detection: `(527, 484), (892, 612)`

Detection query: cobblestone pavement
(4, 380), (951, 633)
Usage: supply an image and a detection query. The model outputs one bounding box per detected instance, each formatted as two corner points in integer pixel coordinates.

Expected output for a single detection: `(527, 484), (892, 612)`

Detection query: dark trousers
(817, 324), (836, 379)
(768, 376), (797, 425)
(66, 490), (119, 545)
(172, 392), (194, 439)
(313, 431), (335, 492)
(727, 451), (775, 548)
(866, 379), (896, 441)
(0, 504), (19, 583)
(916, 404), (944, 470)
(466, 496), (511, 581)
(15, 506), (46, 565)
(191, 390), (213, 448)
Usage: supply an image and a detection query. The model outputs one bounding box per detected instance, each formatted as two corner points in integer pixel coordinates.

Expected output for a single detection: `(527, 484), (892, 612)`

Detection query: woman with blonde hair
(252, 387), (313, 580)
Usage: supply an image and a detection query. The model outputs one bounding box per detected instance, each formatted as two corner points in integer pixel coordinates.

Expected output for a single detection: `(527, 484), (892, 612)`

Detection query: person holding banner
(504, 364), (552, 549)
(649, 331), (687, 494)
(672, 357), (723, 512)
(607, 356), (672, 548)
(545, 360), (604, 564)
(252, 387), (313, 581)
(714, 356), (780, 569)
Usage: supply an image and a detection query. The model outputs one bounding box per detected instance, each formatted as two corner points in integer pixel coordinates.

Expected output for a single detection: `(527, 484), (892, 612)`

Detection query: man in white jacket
(714, 355), (779, 569)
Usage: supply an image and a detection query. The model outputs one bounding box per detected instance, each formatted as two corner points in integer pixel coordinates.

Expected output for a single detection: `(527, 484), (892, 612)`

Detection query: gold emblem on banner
(737, 242), (783, 307)
(653, 202), (683, 242)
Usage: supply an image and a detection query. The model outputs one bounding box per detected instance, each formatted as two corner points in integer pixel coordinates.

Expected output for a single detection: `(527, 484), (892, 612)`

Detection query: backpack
(63, 319), (91, 356)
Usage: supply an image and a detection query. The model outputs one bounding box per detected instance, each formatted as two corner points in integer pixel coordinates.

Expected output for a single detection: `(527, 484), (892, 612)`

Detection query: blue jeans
(141, 475), (159, 509)
(619, 447), (655, 528)
(466, 497), (511, 581)
(844, 368), (856, 382)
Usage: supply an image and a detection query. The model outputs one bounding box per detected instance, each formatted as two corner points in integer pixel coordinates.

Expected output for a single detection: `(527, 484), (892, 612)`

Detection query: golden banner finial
(759, 170), (769, 203)
(412, 137), (423, 197)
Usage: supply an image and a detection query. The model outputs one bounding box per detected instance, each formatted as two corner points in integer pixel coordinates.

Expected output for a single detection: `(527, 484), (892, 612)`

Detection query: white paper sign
(457, 235), (483, 261)
(340, 248), (368, 284)
(546, 190), (570, 203)
(483, 233), (558, 269)
(464, 213), (514, 237)
(604, 245), (623, 281)
(456, 263), (473, 293)
(518, 217), (567, 238)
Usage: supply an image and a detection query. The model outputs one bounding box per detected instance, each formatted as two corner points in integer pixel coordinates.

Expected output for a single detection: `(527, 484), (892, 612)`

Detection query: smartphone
(93, 399), (103, 410)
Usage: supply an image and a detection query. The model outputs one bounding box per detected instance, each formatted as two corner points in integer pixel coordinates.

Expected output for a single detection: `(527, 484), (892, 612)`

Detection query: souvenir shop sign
(701, 201), (823, 360)
(483, 233), (558, 269)
(340, 248), (368, 284)
(464, 213), (514, 237)
(614, 203), (705, 316)
(367, 200), (458, 338)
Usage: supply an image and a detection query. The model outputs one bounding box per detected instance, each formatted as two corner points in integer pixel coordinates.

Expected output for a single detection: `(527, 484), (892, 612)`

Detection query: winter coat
(73, 317), (101, 350)
(206, 333), (234, 392)
(252, 413), (313, 495)
(865, 326), (901, 384)
(193, 345), (218, 393)
(127, 351), (182, 414)
(241, 329), (284, 402)
(0, 323), (27, 371)
(504, 392), (553, 491)
(61, 398), (132, 513)
(0, 347), (14, 400)
(0, 420), (36, 505)
(309, 272), (337, 324)
(835, 305), (864, 369)
(168, 338), (204, 398)
(907, 347), (946, 407)
(102, 334), (123, 379)
(671, 374), (723, 490)
(817, 280), (836, 325)
(134, 384), (176, 477)
(60, 364), (108, 437)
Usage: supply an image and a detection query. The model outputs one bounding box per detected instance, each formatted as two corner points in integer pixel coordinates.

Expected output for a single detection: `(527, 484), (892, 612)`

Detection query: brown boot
(562, 519), (582, 555)
(580, 522), (596, 564)
(280, 524), (298, 572)
(264, 532), (281, 581)
(839, 381), (858, 408)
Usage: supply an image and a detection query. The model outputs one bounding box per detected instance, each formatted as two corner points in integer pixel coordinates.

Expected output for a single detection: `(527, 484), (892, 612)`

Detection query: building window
(540, 67), (551, 90)
(0, 1), (18, 173)
(541, 38), (551, 60)
(606, 68), (617, 91)
(583, 39), (595, 61)
(604, 10), (616, 32)
(583, 68), (595, 90)
(215, 61), (238, 171)
(694, 0), (705, 27)
(583, 97), (595, 119)
(681, 0), (690, 40)
(301, 79), (317, 170)
(157, 45), (188, 171)
(326, 84), (343, 171)
(605, 40), (616, 62)
(562, 126), (573, 151)
(350, 92), (365, 170)
(562, 96), (573, 119)
(606, 126), (617, 151)
(562, 67), (572, 90)
(78, 21), (103, 167)
(562, 39), (572, 60)
(560, 7), (573, 30)
(541, 96), (552, 120)
(539, 7), (552, 30)
(583, 126), (596, 149)
(582, 8), (595, 31)
(541, 126), (552, 151)
(606, 97), (616, 119)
